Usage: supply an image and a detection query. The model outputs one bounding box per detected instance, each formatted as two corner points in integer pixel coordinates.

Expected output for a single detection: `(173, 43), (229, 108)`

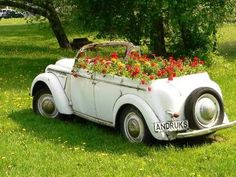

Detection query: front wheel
(33, 89), (61, 118)
(119, 106), (154, 144)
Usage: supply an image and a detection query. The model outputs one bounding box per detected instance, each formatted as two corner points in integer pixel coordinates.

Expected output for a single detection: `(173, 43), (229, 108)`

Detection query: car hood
(46, 58), (75, 74)
(55, 58), (75, 70)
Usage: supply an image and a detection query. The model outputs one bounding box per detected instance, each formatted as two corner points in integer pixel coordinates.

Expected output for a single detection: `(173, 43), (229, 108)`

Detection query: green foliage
(72, 0), (235, 57)
(72, 0), (158, 44)
(166, 0), (228, 55)
(224, 0), (236, 22)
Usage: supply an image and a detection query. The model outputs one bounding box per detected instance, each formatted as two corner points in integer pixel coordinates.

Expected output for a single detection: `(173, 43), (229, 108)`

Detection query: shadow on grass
(159, 134), (226, 149)
(219, 41), (236, 60)
(9, 109), (225, 155)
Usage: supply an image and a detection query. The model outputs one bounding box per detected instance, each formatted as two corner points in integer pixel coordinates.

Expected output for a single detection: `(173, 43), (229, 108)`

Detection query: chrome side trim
(47, 68), (71, 75)
(176, 120), (236, 138)
(74, 111), (114, 127)
(74, 72), (146, 91)
(94, 77), (146, 91)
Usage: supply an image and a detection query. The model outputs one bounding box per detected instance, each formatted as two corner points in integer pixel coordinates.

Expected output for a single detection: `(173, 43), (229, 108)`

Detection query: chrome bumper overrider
(176, 120), (236, 139)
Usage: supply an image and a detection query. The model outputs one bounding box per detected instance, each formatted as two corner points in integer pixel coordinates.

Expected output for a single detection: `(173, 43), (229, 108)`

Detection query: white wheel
(33, 89), (60, 118)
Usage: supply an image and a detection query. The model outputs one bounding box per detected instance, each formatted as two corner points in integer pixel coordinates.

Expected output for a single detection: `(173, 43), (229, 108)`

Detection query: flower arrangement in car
(76, 51), (205, 84)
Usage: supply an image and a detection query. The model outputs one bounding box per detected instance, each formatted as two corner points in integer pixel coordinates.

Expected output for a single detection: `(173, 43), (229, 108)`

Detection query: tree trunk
(46, 4), (71, 49)
(179, 22), (192, 51)
(150, 16), (166, 56)
(212, 27), (217, 52)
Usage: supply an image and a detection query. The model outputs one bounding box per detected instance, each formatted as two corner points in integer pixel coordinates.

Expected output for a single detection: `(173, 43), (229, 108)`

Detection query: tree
(73, 0), (167, 55)
(74, 0), (233, 57)
(166, 0), (230, 55)
(0, 0), (71, 49)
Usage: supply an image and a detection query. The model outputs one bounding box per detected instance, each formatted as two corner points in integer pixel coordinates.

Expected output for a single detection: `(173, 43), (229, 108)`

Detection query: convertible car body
(30, 41), (236, 143)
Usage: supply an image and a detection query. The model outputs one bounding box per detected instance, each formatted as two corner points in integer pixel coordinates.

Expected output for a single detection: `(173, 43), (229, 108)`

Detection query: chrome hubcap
(195, 94), (220, 127)
(200, 98), (217, 120)
(42, 99), (55, 114)
(124, 112), (144, 142)
(38, 93), (58, 118)
(128, 119), (140, 138)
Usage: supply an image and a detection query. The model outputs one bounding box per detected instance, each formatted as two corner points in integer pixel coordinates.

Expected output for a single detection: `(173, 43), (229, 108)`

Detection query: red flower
(169, 56), (174, 62)
(111, 52), (118, 59)
(129, 51), (140, 60)
(141, 79), (146, 85)
(157, 70), (162, 77)
(93, 59), (98, 65)
(157, 69), (167, 77)
(151, 62), (157, 67)
(134, 66), (140, 73)
(149, 75), (155, 80)
(165, 66), (174, 73)
(168, 74), (174, 81)
(199, 60), (204, 65)
(193, 56), (199, 62)
(131, 66), (140, 77)
(191, 61), (198, 67)
(126, 64), (132, 71)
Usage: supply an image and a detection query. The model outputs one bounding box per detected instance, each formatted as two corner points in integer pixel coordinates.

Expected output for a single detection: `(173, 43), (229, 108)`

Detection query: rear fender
(31, 73), (73, 115)
(113, 94), (169, 141)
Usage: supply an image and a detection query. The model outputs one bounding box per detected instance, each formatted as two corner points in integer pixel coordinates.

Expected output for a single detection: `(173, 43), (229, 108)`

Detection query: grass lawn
(0, 19), (236, 177)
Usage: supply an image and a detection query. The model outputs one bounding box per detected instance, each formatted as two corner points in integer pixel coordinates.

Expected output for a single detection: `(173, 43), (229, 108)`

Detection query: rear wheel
(119, 106), (154, 144)
(185, 87), (224, 130)
(33, 89), (61, 118)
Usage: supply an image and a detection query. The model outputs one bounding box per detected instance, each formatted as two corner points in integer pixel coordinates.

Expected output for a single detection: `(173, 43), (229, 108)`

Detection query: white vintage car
(30, 41), (236, 144)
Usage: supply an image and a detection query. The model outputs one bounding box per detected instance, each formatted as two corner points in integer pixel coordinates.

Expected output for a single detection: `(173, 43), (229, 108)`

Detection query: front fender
(113, 94), (169, 141)
(31, 73), (73, 115)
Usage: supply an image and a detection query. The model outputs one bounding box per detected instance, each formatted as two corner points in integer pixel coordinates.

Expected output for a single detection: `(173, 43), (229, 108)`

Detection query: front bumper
(176, 120), (236, 139)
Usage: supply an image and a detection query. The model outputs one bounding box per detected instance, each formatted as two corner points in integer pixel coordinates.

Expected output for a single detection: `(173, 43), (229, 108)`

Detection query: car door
(94, 76), (122, 123)
(70, 71), (96, 117)
(71, 42), (130, 121)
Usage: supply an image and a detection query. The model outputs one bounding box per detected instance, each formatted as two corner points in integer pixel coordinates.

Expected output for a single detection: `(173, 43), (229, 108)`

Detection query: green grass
(218, 23), (236, 60)
(0, 19), (236, 177)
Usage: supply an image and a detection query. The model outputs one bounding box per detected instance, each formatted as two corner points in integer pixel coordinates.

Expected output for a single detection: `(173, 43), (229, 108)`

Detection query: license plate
(154, 120), (188, 132)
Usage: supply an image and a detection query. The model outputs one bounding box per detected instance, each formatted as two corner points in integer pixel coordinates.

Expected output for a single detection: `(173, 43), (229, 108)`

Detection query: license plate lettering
(154, 120), (188, 132)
